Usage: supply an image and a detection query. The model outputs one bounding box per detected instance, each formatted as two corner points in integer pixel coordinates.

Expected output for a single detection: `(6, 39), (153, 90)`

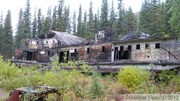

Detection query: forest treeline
(0, 0), (179, 59)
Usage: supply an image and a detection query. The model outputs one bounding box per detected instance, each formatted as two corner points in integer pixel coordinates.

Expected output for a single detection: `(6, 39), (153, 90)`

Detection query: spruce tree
(77, 5), (83, 37)
(168, 0), (180, 36)
(89, 72), (106, 99)
(100, 0), (109, 29)
(2, 10), (13, 59)
(109, 0), (116, 30)
(123, 7), (137, 34)
(93, 9), (100, 32)
(63, 5), (71, 33)
(42, 7), (52, 34)
(163, 0), (174, 36)
(87, 1), (94, 39)
(37, 8), (43, 36)
(72, 11), (77, 35)
(15, 8), (24, 48)
(117, 0), (125, 35)
(0, 12), (3, 53)
(139, 0), (167, 37)
(82, 11), (87, 38)
(32, 8), (37, 38)
(52, 6), (57, 30)
(57, 0), (65, 31)
(23, 0), (31, 38)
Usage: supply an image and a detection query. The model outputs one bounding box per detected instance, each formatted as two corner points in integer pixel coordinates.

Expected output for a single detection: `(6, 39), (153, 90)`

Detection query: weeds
(0, 55), (179, 100)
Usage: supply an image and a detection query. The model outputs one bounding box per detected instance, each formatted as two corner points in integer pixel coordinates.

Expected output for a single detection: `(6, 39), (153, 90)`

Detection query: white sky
(0, 0), (143, 32)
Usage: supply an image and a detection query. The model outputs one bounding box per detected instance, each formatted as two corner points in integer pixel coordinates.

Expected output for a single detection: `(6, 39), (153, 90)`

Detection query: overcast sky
(0, 0), (143, 32)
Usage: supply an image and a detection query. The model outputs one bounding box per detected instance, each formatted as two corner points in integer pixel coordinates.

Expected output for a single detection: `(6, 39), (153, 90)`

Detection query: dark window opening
(145, 44), (150, 49)
(128, 45), (132, 51)
(119, 51), (130, 59)
(136, 44), (140, 50)
(87, 48), (90, 53)
(25, 52), (36, 61)
(114, 47), (119, 60)
(48, 51), (50, 56)
(37, 41), (38, 44)
(102, 46), (105, 52)
(155, 43), (160, 49)
(120, 46), (124, 51)
(59, 51), (69, 63)
(46, 40), (48, 44)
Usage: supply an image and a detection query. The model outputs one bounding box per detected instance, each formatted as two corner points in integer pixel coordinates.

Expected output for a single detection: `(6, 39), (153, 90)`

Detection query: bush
(156, 70), (176, 84)
(169, 75), (180, 92)
(117, 66), (150, 91)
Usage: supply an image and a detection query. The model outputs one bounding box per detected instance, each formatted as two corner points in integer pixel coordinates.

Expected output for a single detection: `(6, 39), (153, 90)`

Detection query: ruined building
(13, 30), (180, 73)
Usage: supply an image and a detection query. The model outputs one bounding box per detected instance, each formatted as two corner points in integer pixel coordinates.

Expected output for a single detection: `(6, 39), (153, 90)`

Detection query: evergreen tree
(123, 7), (137, 34)
(37, 8), (43, 36)
(89, 72), (106, 99)
(63, 5), (71, 33)
(2, 10), (13, 59)
(87, 1), (94, 39)
(0, 12), (3, 53)
(117, 0), (125, 35)
(169, 0), (180, 36)
(52, 6), (57, 30)
(109, 0), (116, 36)
(32, 8), (37, 38)
(100, 0), (109, 29)
(77, 5), (83, 37)
(163, 0), (174, 36)
(57, 0), (65, 31)
(139, 0), (167, 36)
(93, 14), (98, 32)
(42, 7), (52, 34)
(82, 11), (87, 38)
(93, 9), (100, 32)
(15, 8), (24, 48)
(23, 0), (31, 38)
(72, 11), (77, 35)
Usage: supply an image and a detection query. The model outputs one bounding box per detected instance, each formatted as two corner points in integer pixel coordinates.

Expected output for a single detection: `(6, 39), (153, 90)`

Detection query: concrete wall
(57, 43), (112, 62)
(112, 38), (180, 62)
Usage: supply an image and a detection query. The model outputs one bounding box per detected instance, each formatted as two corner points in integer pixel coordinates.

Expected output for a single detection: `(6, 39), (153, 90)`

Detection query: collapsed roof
(119, 30), (150, 41)
(39, 30), (86, 46)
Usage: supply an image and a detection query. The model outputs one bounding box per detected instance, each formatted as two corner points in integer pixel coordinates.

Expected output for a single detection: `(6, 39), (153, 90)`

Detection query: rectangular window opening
(120, 46), (124, 51)
(102, 46), (105, 52)
(145, 44), (150, 49)
(128, 45), (132, 51)
(136, 44), (140, 50)
(155, 43), (160, 49)
(87, 48), (90, 53)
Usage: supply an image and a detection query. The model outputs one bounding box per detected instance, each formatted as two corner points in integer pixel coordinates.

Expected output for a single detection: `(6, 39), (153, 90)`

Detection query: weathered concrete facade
(111, 38), (180, 62)
(57, 43), (112, 63)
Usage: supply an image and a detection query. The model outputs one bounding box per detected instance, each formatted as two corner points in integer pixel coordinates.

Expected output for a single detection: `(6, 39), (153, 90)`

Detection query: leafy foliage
(169, 75), (180, 92)
(156, 70), (176, 84)
(117, 66), (150, 91)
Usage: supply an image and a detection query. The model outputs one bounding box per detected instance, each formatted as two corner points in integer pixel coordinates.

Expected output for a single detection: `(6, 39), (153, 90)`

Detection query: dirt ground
(0, 88), (7, 99)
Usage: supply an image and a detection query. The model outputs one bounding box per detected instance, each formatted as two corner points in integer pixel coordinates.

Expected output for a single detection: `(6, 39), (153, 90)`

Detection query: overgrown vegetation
(0, 56), (179, 100)
(117, 66), (150, 91)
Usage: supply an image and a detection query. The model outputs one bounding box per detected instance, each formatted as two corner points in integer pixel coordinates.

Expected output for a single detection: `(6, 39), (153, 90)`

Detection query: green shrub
(117, 66), (150, 91)
(0, 56), (21, 80)
(156, 70), (176, 84)
(89, 72), (107, 99)
(169, 75), (180, 92)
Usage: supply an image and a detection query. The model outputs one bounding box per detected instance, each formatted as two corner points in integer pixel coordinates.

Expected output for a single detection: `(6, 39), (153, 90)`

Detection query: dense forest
(0, 0), (180, 59)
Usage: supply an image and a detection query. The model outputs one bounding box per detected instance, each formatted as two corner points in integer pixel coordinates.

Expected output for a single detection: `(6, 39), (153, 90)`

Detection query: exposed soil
(0, 88), (7, 99)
